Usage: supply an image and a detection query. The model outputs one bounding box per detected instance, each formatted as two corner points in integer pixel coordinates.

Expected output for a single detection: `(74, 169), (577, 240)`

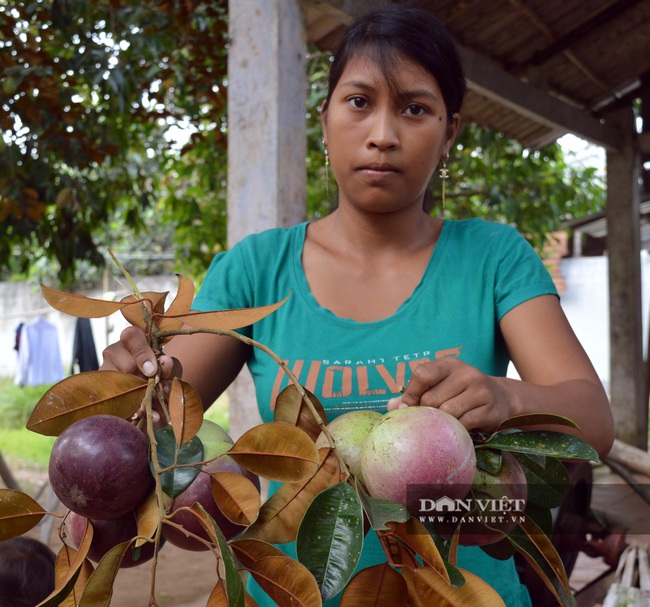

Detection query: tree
(1, 2), (605, 288)
(1, 0), (228, 286)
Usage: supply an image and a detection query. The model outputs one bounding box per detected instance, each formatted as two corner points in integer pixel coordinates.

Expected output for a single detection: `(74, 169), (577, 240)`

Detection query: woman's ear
(321, 99), (329, 142)
(444, 113), (461, 155)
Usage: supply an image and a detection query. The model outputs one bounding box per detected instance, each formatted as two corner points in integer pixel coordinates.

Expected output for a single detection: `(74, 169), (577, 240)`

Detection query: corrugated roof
(305, 0), (650, 150)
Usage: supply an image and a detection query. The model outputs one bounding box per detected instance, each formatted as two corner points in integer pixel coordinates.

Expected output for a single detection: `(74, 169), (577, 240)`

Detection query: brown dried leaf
(228, 423), (320, 483)
(274, 385), (328, 441)
(26, 371), (147, 436)
(387, 518), (449, 582)
(210, 471), (261, 527)
(169, 378), (204, 447)
(120, 291), (169, 330)
(155, 276), (196, 344)
(405, 566), (506, 607)
(40, 284), (140, 318)
(246, 555), (322, 607)
(242, 448), (341, 544)
(135, 491), (159, 548)
(40, 519), (93, 606)
(206, 580), (228, 606)
(0, 489), (47, 540)
(340, 563), (409, 606)
(206, 582), (260, 607)
(230, 538), (288, 566)
(167, 294), (290, 331)
(57, 544), (94, 607)
(77, 540), (134, 605)
(377, 530), (420, 571)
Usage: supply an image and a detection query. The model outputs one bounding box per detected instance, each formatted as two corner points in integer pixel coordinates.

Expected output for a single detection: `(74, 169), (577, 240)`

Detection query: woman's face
(322, 53), (460, 215)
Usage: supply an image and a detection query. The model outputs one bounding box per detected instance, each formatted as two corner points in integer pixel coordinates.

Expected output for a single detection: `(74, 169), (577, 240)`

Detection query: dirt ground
(15, 463), (222, 607)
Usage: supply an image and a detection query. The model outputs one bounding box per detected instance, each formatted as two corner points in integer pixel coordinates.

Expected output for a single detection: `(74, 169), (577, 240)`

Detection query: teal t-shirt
(192, 218), (557, 606)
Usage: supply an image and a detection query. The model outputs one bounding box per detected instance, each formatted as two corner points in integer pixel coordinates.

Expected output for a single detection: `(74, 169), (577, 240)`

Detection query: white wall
(557, 251), (650, 396)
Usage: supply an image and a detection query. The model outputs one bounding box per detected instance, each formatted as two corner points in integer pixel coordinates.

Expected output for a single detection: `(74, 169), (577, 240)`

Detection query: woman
(102, 5), (614, 605)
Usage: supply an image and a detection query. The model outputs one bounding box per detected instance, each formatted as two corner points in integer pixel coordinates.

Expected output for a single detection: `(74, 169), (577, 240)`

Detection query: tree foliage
(1, 0), (228, 286)
(1, 1), (604, 288)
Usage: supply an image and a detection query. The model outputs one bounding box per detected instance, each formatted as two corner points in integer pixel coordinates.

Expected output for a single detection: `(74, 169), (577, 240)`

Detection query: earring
(439, 154), (449, 211)
(323, 139), (330, 197)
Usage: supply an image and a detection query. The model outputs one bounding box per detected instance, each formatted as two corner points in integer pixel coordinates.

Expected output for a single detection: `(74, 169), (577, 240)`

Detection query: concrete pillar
(606, 107), (645, 448)
(226, 0), (307, 439)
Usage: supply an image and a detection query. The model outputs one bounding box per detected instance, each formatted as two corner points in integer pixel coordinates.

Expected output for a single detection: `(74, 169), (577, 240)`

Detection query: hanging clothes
(14, 316), (65, 387)
(70, 317), (99, 374)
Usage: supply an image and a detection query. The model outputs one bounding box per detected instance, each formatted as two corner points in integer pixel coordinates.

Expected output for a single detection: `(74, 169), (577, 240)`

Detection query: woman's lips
(357, 163), (400, 179)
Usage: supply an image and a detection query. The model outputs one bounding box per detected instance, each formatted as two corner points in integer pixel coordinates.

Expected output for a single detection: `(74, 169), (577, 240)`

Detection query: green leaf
(495, 414), (581, 432)
(190, 503), (245, 607)
(478, 430), (598, 461)
(152, 427), (204, 498)
(355, 479), (410, 531)
(296, 482), (364, 601)
(475, 448), (502, 474)
(514, 453), (570, 509)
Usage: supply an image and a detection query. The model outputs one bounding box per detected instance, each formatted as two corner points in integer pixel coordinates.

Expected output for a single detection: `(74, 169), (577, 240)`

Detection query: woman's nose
(367, 109), (399, 150)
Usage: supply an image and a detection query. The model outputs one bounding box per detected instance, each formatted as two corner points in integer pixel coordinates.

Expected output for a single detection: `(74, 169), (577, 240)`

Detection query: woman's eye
(348, 96), (368, 109)
(404, 104), (426, 116)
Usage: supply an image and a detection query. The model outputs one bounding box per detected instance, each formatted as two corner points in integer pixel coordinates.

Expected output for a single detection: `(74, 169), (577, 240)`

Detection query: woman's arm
(388, 295), (615, 458)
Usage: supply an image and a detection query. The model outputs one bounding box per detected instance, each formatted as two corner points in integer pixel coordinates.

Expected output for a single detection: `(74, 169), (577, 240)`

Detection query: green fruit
(316, 409), (382, 482)
(196, 419), (234, 462)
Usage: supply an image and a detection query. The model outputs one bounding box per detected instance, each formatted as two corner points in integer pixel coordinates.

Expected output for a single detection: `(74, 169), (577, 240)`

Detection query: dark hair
(0, 537), (56, 607)
(324, 5), (466, 122)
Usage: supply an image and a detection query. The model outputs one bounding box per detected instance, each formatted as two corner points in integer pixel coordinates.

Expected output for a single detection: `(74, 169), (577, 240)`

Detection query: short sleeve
(493, 226), (558, 321)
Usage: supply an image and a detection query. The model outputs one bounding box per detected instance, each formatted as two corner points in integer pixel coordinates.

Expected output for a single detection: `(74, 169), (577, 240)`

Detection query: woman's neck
(320, 205), (441, 259)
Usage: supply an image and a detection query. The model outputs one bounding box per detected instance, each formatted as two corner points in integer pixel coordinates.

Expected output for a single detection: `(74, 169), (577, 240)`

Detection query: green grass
(0, 428), (55, 468)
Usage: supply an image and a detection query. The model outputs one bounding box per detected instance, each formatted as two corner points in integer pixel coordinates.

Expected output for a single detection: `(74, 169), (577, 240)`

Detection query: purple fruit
(49, 415), (154, 520)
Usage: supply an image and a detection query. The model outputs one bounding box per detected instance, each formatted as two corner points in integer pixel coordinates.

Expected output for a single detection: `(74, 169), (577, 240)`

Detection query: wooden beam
(459, 45), (624, 151)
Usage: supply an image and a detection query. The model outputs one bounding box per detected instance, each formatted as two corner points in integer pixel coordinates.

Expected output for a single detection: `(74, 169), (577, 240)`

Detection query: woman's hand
(100, 326), (182, 381)
(386, 357), (511, 432)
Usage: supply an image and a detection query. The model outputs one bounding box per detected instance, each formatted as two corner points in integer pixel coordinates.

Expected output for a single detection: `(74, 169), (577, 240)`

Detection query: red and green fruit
(162, 455), (261, 551)
(315, 409), (382, 482)
(360, 407), (476, 509)
(49, 414), (154, 520)
(66, 510), (162, 568)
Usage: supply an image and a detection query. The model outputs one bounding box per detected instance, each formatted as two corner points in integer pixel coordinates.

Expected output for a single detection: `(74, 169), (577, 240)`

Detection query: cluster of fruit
(319, 406), (527, 546)
(48, 414), (259, 567)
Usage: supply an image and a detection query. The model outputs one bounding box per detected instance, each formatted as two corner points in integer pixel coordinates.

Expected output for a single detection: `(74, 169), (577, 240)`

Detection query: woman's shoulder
(235, 222), (307, 251)
(445, 218), (525, 250)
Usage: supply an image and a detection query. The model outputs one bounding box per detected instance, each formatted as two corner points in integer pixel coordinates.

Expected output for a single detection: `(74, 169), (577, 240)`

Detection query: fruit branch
(157, 325), (351, 477)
